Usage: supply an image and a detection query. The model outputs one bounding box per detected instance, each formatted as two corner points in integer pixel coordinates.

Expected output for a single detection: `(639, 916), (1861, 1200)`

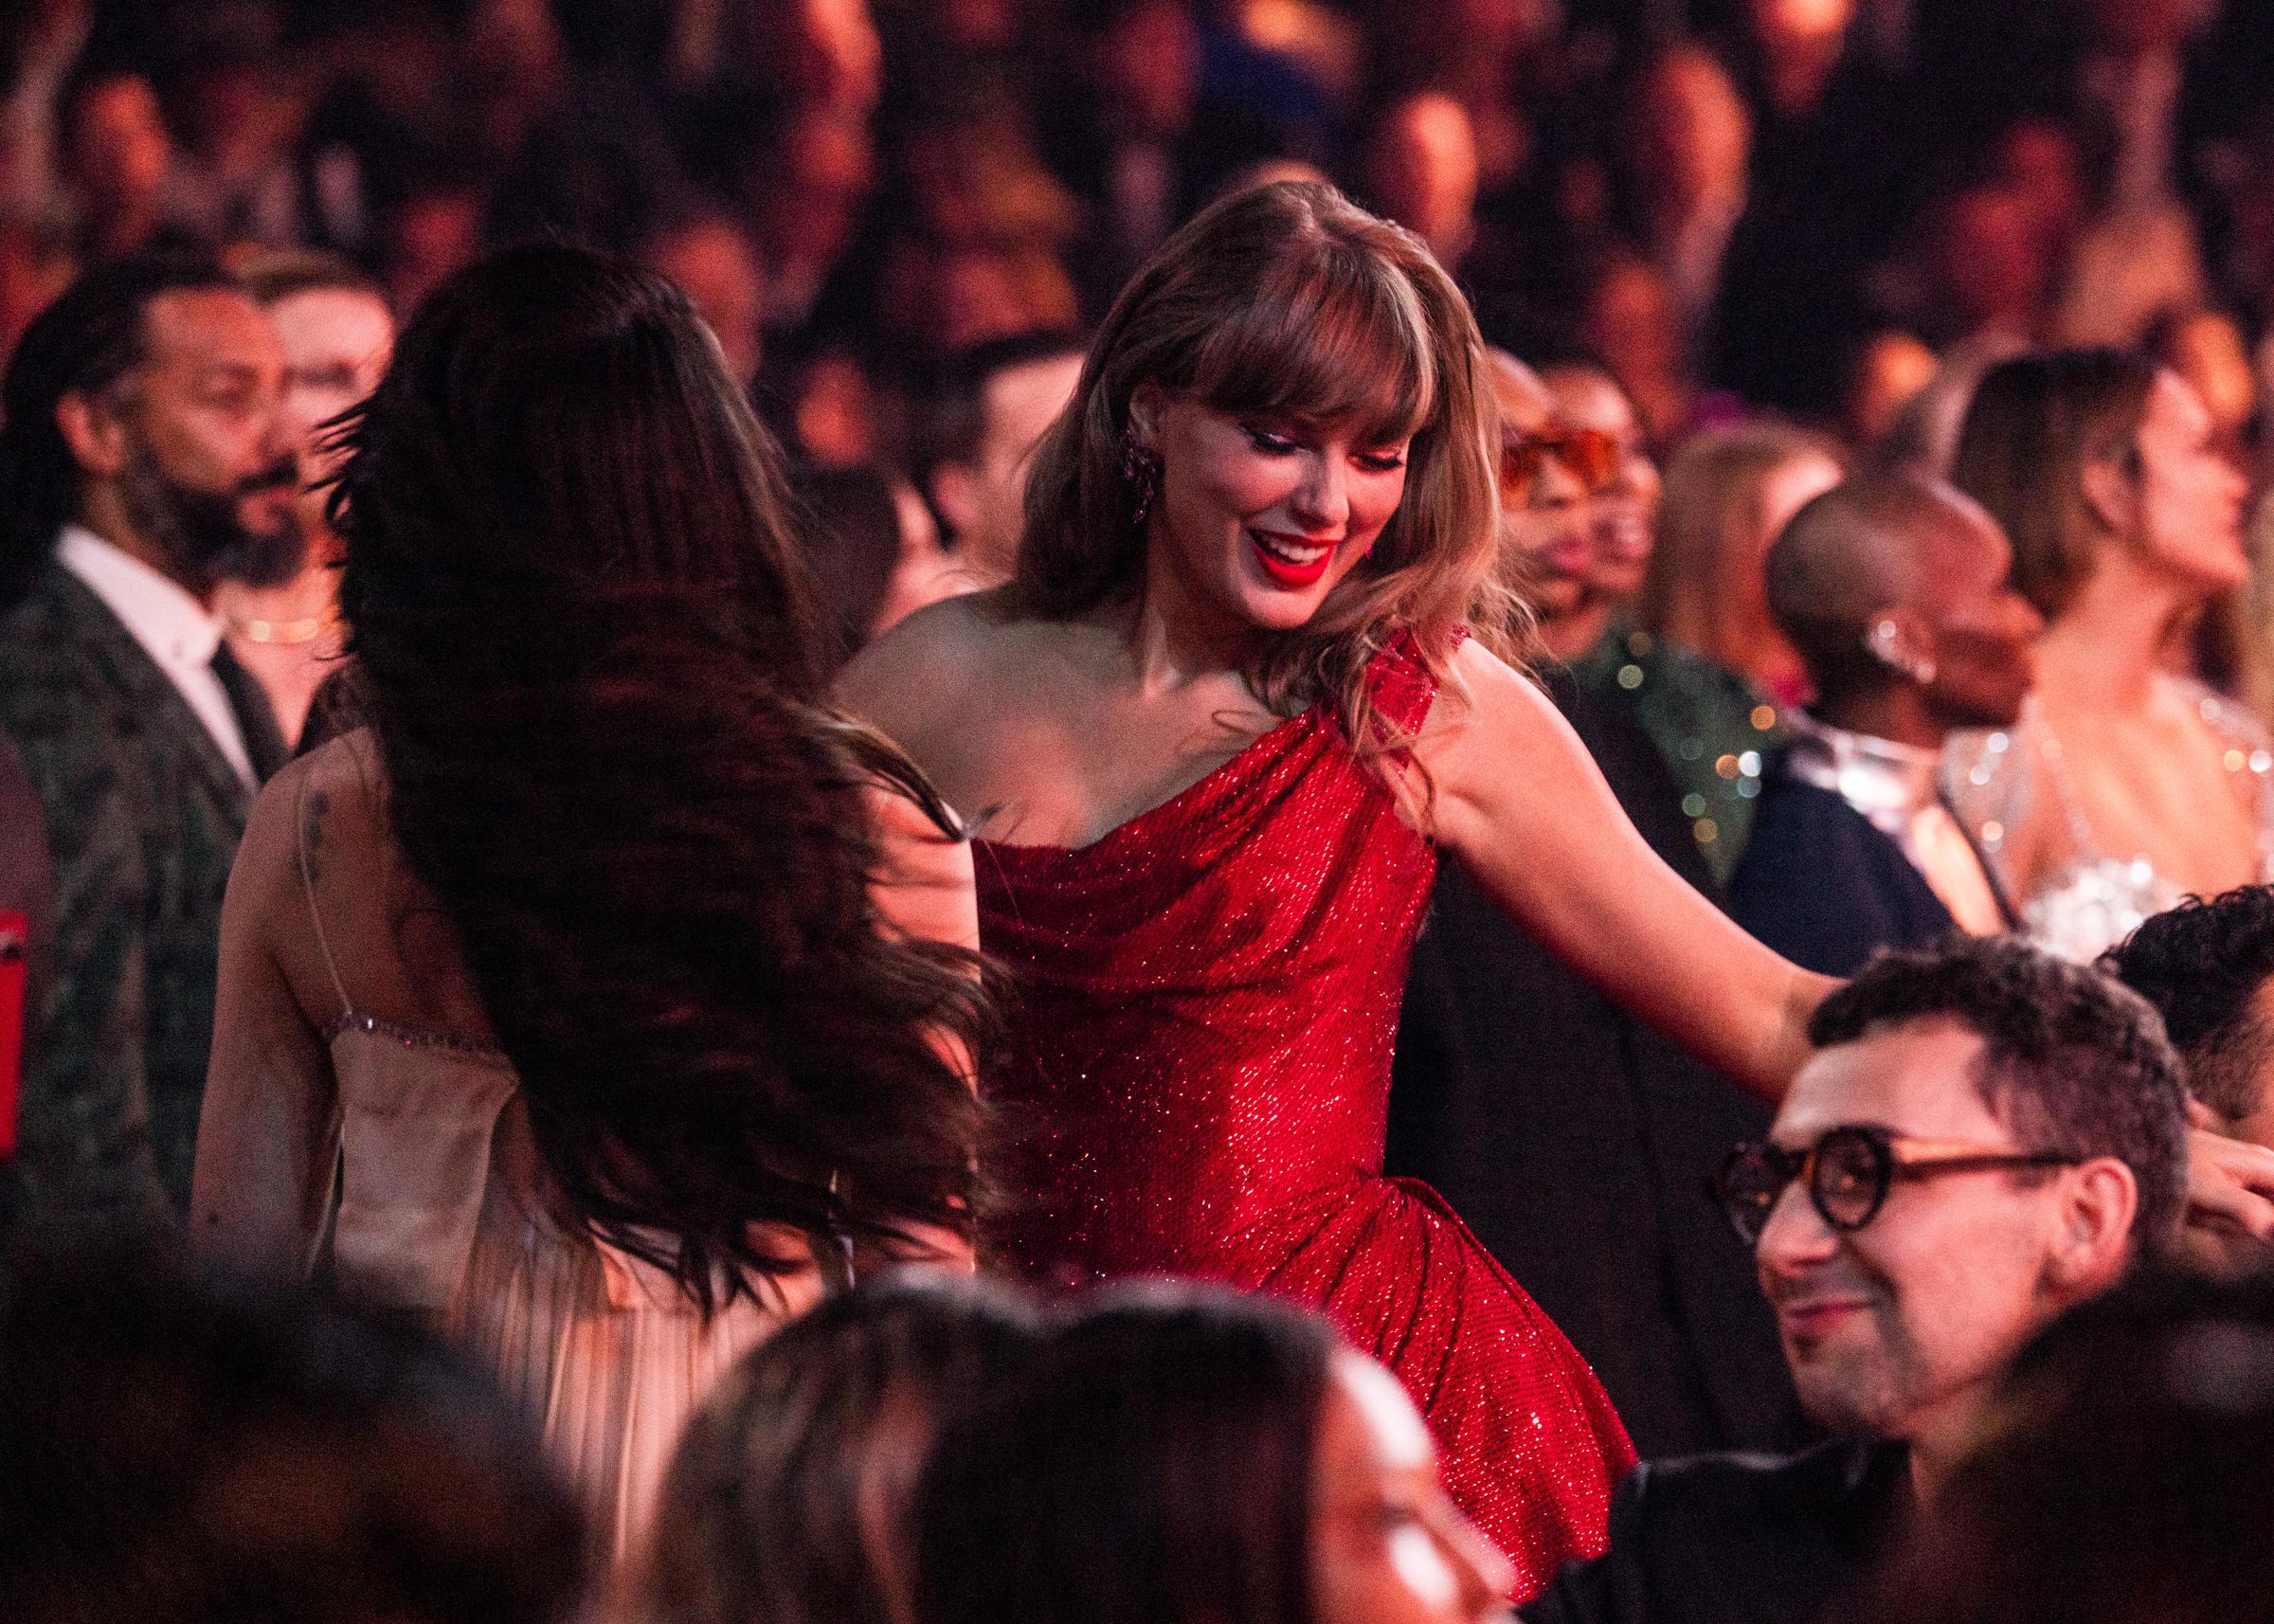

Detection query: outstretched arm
(1415, 639), (1832, 1100)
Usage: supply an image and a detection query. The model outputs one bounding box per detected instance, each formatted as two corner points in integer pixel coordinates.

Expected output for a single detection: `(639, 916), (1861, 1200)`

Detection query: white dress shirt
(56, 524), (256, 788)
(1784, 711), (2006, 937)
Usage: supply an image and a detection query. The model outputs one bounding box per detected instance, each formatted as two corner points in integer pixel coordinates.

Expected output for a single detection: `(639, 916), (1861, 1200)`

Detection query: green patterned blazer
(0, 559), (254, 1236)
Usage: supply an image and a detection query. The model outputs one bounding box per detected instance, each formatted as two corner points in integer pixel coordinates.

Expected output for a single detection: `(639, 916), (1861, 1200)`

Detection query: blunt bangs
(1180, 236), (1436, 448)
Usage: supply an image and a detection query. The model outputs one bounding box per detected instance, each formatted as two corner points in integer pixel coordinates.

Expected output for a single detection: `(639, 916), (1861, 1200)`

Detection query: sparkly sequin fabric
(974, 635), (1635, 1595)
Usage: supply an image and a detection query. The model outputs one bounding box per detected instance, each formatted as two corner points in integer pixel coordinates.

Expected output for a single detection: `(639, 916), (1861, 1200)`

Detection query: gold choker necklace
(228, 607), (339, 646)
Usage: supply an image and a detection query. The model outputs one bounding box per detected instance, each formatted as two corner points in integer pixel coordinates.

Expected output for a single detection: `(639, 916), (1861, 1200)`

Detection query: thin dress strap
(294, 767), (355, 1022)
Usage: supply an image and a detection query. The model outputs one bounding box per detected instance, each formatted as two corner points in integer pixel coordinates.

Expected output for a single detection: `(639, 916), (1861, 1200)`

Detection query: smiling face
(1139, 393), (1412, 634)
(1756, 1019), (2080, 1442)
(1310, 1353), (1512, 1624)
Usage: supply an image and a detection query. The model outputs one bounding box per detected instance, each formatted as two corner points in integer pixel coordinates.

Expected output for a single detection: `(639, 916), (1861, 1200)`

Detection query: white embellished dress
(1945, 681), (2274, 961)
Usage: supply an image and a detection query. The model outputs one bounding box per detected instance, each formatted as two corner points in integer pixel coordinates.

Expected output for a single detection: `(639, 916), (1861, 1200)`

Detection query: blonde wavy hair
(1008, 180), (1512, 766)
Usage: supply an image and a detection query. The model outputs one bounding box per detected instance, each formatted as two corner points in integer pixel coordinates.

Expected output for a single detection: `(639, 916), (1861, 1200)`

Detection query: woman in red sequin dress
(840, 183), (1831, 1596)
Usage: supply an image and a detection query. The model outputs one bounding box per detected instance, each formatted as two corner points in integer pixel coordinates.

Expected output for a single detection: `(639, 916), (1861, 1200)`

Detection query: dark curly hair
(330, 243), (992, 1311)
(2102, 888), (2274, 1127)
(1810, 935), (2189, 1253)
(916, 1282), (1335, 1624)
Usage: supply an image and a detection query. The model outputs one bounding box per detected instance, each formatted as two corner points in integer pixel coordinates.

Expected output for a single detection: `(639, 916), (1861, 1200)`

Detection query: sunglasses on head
(1710, 1123), (2080, 1247)
(1499, 425), (1625, 506)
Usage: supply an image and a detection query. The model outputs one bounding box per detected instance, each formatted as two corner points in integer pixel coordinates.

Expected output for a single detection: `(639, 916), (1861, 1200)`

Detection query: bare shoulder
(835, 591), (1010, 735)
(833, 589), (1090, 799)
(232, 732), (370, 907)
(1417, 637), (1555, 749)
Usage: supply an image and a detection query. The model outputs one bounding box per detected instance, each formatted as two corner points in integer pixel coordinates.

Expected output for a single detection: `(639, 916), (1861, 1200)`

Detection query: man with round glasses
(1524, 935), (2188, 1624)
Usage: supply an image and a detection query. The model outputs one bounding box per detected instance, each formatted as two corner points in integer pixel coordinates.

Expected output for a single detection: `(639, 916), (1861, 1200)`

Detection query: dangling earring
(1865, 617), (1938, 685)
(1122, 429), (1163, 529)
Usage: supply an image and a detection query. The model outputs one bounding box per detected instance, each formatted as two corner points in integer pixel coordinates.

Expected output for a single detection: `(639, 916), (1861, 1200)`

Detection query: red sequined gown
(973, 637), (1635, 1594)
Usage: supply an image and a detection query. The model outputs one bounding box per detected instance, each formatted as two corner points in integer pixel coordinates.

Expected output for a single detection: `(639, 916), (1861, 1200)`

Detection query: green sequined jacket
(1569, 619), (1790, 884)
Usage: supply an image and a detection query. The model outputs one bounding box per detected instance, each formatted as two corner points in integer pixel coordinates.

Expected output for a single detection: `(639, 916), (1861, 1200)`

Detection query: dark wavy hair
(915, 1282), (1335, 1624)
(643, 1273), (1043, 1624)
(329, 243), (991, 1310)
(1811, 935), (2190, 1254)
(2103, 887), (2274, 1126)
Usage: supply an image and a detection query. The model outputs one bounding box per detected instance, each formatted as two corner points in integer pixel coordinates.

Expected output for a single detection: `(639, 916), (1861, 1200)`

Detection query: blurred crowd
(6, 0), (2274, 469)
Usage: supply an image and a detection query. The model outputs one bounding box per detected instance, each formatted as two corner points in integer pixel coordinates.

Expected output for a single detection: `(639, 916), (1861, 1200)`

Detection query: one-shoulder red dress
(972, 635), (1635, 1594)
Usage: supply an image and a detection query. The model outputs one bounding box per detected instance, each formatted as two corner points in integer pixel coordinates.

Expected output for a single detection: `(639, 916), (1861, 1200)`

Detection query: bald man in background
(1727, 475), (2040, 975)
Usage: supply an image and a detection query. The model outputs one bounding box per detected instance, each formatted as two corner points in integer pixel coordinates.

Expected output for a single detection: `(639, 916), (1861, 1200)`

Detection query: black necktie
(208, 641), (289, 786)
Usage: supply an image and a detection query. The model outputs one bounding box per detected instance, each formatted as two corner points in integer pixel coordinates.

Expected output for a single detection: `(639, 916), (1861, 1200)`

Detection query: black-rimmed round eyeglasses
(1710, 1124), (2080, 1247)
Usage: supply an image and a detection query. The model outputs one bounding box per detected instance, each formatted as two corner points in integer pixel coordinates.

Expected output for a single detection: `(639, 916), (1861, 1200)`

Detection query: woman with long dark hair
(839, 180), (1830, 1590)
(915, 1283), (1510, 1624)
(191, 244), (990, 1557)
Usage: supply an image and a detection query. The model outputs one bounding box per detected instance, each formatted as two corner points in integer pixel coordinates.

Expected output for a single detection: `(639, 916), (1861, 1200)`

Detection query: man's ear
(1865, 607), (1938, 686)
(2047, 1157), (2139, 1296)
(2078, 454), (2136, 539)
(928, 462), (983, 542)
(55, 389), (129, 480)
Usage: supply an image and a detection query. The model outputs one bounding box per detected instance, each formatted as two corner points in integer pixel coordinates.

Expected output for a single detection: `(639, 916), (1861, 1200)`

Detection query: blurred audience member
(639, 202), (768, 391)
(59, 64), (186, 263)
(1363, 90), (1480, 272)
(642, 1273), (1041, 1624)
(0, 1244), (588, 1624)
(1731, 477), (2037, 975)
(1613, 44), (1752, 368)
(2144, 305), (2256, 466)
(794, 462), (958, 675)
(166, 21), (314, 253)
(1845, 1268), (2274, 1624)
(1070, 0), (1205, 307)
(1842, 330), (1938, 456)
(0, 254), (298, 1237)
(1643, 422), (1844, 704)
(1909, 180), (2055, 354)
(916, 330), (1084, 589)
(1575, 248), (1695, 449)
(192, 245), (991, 1559)
(918, 1283), (1513, 1624)
(1525, 936), (2187, 1624)
(1542, 358), (1660, 619)
(1586, 423), (1841, 878)
(375, 165), (487, 316)
(1496, 352), (1609, 659)
(743, 104), (874, 342)
(217, 249), (395, 747)
(1947, 350), (2265, 960)
(1873, 339), (2021, 478)
(2105, 886), (2274, 1158)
